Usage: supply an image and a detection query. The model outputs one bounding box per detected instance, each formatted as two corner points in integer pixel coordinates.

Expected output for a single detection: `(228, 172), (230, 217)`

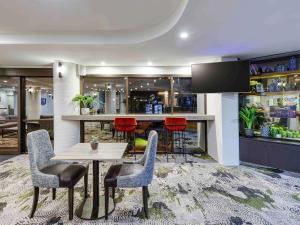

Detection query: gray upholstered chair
(104, 130), (158, 219)
(27, 130), (89, 220)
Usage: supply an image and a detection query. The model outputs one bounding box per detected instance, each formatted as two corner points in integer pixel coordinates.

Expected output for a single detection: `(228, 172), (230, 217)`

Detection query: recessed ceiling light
(3, 80), (7, 83)
(147, 61), (153, 66)
(101, 61), (106, 66)
(179, 32), (189, 39)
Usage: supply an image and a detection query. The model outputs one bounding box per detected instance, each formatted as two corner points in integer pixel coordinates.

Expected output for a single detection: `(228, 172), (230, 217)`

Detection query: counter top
(61, 114), (215, 121)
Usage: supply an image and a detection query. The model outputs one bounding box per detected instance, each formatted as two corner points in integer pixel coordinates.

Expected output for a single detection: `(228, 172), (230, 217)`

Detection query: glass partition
(83, 77), (126, 114)
(173, 77), (197, 113)
(128, 77), (171, 114)
(25, 77), (54, 140)
(0, 77), (19, 153)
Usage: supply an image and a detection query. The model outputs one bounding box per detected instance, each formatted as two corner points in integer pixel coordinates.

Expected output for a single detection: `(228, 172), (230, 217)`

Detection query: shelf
(250, 70), (300, 80)
(245, 90), (300, 96)
(240, 136), (300, 146)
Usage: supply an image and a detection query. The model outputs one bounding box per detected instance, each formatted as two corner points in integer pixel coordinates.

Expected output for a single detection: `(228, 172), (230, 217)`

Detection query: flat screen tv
(192, 61), (250, 93)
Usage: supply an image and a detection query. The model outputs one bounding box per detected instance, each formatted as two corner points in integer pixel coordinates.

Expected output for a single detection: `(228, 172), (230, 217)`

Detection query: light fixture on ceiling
(147, 61), (153, 66)
(101, 61), (106, 66)
(179, 32), (189, 39)
(57, 62), (63, 78)
(28, 87), (34, 94)
(3, 80), (7, 83)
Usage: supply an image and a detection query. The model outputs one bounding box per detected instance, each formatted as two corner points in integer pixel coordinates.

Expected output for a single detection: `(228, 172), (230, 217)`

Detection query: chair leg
(183, 131), (187, 162)
(133, 132), (136, 160)
(105, 186), (109, 220)
(146, 188), (150, 198)
(84, 173), (88, 198)
(68, 188), (74, 220)
(112, 187), (115, 199)
(29, 186), (39, 218)
(52, 188), (56, 200)
(142, 186), (149, 219)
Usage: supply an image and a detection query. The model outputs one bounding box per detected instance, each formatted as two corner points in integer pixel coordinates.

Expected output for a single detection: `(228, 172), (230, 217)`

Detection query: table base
(75, 196), (115, 220)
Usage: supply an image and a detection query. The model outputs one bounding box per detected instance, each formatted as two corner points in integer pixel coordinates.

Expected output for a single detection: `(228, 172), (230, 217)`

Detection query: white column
(53, 61), (80, 153)
(120, 91), (126, 113)
(197, 94), (205, 149)
(206, 93), (239, 166)
(105, 84), (116, 114)
(26, 90), (41, 119)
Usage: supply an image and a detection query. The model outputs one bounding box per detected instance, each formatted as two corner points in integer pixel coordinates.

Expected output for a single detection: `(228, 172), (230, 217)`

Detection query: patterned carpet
(1, 154), (300, 225)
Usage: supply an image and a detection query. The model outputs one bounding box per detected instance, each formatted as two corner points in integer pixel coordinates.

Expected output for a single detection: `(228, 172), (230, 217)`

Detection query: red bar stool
(114, 117), (137, 159)
(164, 117), (187, 162)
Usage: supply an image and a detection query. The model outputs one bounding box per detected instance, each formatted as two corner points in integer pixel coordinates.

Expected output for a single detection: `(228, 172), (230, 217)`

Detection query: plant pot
(81, 108), (90, 115)
(244, 128), (254, 137)
(90, 142), (98, 151)
(260, 126), (270, 137)
(275, 134), (282, 138)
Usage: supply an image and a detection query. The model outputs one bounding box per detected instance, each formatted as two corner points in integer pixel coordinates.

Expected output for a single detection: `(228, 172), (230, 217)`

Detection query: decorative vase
(260, 126), (270, 137)
(244, 128), (254, 137)
(81, 108), (90, 115)
(90, 142), (98, 151)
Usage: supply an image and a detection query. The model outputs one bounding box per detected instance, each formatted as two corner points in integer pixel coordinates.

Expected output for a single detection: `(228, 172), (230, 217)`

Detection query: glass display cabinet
(240, 55), (300, 141)
(239, 54), (300, 173)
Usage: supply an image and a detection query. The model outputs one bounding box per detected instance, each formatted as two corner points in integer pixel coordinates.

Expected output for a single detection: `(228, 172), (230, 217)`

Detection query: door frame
(0, 68), (53, 154)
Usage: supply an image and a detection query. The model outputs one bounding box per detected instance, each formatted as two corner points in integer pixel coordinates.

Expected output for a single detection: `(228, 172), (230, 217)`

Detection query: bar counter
(61, 114), (215, 122)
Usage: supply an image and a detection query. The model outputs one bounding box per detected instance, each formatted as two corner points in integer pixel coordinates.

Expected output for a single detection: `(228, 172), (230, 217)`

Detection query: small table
(52, 142), (128, 220)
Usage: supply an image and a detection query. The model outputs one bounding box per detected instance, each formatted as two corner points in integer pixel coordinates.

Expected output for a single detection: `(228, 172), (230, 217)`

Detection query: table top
(52, 143), (128, 161)
(61, 113), (215, 122)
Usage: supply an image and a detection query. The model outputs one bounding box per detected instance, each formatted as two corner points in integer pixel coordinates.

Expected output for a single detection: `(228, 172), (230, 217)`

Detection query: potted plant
(239, 106), (256, 137)
(90, 135), (99, 151)
(72, 94), (96, 115)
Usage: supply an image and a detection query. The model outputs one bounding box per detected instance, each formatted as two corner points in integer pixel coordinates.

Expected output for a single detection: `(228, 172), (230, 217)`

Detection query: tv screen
(192, 61), (250, 93)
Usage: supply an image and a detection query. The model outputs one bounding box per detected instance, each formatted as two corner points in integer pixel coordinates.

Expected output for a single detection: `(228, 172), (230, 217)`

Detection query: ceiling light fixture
(179, 32), (189, 39)
(57, 62), (63, 78)
(3, 80), (7, 83)
(147, 61), (153, 66)
(101, 61), (106, 66)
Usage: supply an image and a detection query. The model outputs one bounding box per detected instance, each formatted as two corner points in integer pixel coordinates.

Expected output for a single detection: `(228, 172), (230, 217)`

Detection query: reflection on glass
(25, 78), (54, 139)
(0, 77), (19, 152)
(83, 77), (126, 114)
(128, 77), (171, 114)
(173, 77), (197, 113)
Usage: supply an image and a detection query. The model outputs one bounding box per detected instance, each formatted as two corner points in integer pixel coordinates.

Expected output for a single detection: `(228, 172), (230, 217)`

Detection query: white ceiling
(0, 0), (300, 67)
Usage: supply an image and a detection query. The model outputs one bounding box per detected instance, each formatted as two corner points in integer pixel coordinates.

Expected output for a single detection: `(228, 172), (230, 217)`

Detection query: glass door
(0, 77), (20, 154)
(24, 77), (54, 148)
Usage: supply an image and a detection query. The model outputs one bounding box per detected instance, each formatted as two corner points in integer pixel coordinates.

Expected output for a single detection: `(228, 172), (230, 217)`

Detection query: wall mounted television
(191, 61), (250, 93)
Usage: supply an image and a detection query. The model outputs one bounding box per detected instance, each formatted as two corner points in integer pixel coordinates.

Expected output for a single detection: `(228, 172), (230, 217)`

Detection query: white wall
(53, 61), (80, 153)
(206, 93), (239, 166)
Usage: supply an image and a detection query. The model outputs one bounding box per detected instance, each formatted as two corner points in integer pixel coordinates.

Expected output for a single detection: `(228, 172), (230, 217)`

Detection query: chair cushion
(104, 163), (144, 187)
(40, 163), (88, 188)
